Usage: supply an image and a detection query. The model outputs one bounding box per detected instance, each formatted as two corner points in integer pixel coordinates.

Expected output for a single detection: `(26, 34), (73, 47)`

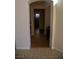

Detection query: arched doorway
(29, 0), (53, 48)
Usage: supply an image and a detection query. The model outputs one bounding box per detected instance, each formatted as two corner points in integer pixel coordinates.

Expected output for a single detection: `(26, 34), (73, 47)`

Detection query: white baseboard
(54, 47), (63, 53)
(51, 47), (63, 53)
(16, 47), (30, 50)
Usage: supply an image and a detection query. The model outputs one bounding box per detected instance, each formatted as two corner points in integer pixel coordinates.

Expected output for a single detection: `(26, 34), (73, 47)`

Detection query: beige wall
(52, 0), (63, 52)
(15, 0), (31, 49)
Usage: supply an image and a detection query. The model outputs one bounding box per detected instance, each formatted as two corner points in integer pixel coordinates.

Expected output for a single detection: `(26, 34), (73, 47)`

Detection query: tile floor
(16, 48), (63, 59)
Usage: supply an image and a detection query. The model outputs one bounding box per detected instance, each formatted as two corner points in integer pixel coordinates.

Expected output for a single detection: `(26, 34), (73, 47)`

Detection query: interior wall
(30, 5), (34, 35)
(53, 0), (63, 52)
(45, 7), (50, 27)
(15, 0), (31, 49)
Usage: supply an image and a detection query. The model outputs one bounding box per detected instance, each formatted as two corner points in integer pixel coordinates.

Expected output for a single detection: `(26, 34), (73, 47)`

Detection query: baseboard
(52, 47), (63, 54)
(54, 48), (63, 53)
(16, 47), (30, 50)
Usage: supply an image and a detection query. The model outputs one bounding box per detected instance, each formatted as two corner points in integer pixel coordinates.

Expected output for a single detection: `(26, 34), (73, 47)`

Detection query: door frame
(29, 1), (53, 49)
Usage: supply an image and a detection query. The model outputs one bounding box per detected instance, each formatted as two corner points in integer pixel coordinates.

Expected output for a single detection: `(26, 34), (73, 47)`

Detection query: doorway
(34, 9), (45, 34)
(30, 1), (51, 48)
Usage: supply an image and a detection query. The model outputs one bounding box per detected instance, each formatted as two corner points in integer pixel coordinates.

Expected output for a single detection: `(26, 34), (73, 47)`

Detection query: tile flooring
(16, 48), (63, 59)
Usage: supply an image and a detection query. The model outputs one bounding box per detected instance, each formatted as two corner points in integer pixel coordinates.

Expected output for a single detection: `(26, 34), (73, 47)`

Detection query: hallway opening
(30, 1), (52, 48)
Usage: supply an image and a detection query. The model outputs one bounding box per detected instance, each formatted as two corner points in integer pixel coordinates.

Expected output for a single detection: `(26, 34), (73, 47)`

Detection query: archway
(29, 0), (53, 48)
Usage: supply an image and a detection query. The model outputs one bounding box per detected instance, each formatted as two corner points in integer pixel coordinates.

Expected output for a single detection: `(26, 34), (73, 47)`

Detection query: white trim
(49, 3), (53, 49)
(54, 47), (63, 53)
(16, 47), (30, 50)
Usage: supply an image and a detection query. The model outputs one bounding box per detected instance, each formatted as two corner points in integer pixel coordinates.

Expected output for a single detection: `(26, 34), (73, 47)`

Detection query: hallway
(31, 32), (49, 48)
(15, 0), (63, 59)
